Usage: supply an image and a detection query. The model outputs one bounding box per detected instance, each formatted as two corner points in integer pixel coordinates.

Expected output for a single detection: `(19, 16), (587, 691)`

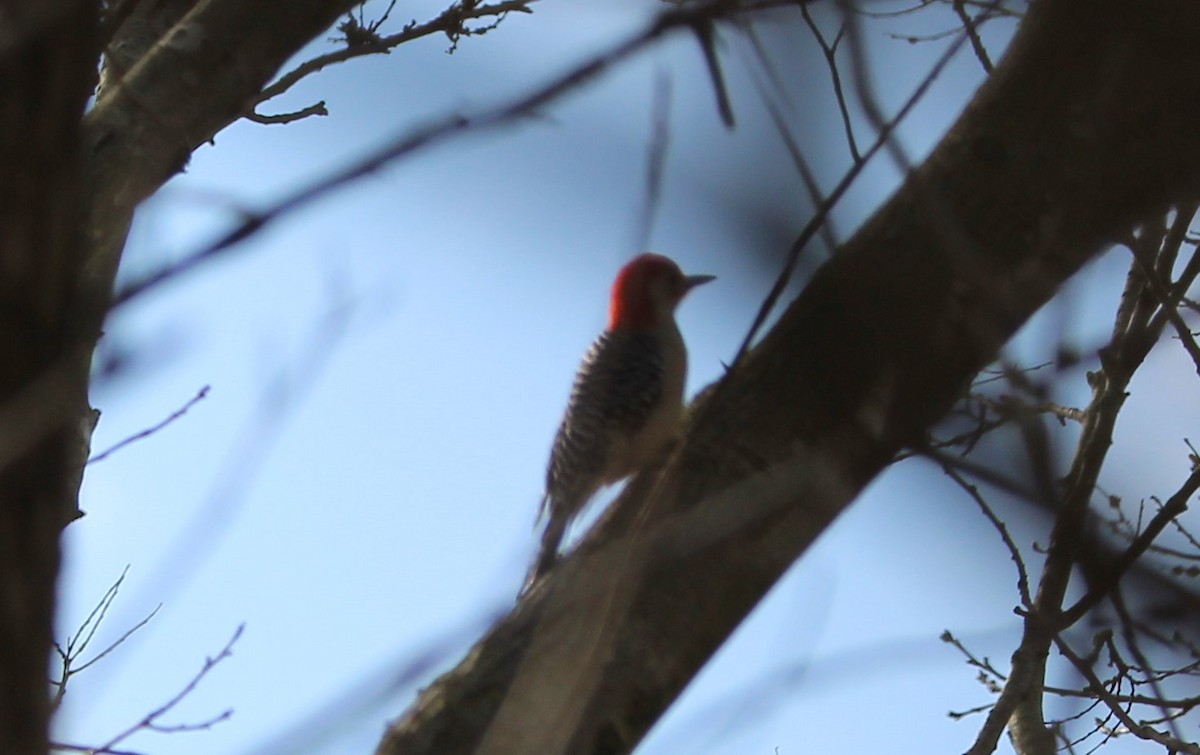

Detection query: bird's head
(608, 253), (715, 331)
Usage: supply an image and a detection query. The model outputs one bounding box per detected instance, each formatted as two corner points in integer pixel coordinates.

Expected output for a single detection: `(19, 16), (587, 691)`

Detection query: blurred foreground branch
(377, 1), (1200, 752)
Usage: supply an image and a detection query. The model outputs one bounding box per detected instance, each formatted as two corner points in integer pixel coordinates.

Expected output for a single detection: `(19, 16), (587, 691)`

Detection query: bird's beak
(684, 274), (716, 291)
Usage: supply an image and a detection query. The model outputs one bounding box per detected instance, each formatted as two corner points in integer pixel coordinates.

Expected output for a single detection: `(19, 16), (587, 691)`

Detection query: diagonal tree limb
(108, 0), (774, 311)
(377, 1), (1200, 752)
(80, 0), (362, 327)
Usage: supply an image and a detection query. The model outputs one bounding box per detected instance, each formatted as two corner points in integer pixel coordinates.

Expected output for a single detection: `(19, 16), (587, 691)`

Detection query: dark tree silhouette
(4, 1), (1200, 753)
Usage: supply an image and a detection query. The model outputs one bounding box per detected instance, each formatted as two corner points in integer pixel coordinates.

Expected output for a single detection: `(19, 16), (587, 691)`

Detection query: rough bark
(0, 2), (98, 751)
(0, 0), (356, 750)
(377, 1), (1200, 753)
(81, 0), (359, 319)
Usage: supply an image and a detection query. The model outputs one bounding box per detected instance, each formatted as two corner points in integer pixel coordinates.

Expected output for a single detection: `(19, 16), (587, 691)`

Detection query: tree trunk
(0, 2), (98, 751)
(0, 1), (357, 750)
(81, 0), (359, 311)
(377, 1), (1200, 752)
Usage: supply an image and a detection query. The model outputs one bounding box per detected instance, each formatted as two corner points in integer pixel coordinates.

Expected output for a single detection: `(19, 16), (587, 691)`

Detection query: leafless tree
(4, 0), (1200, 753)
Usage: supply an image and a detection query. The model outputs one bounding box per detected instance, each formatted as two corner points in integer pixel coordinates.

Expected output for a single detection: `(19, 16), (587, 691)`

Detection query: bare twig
(632, 71), (672, 252)
(250, 0), (538, 112)
(964, 234), (1153, 754)
(961, 206), (1200, 753)
(948, 701), (996, 720)
(51, 567), (160, 710)
(1053, 633), (1200, 754)
(96, 625), (244, 753)
(729, 8), (971, 369)
(799, 3), (859, 162)
(921, 445), (1040, 504)
(113, 296), (355, 644)
(942, 465), (1032, 606)
(244, 101), (329, 125)
(113, 0), (772, 310)
(60, 566), (129, 660)
(1109, 586), (1186, 741)
(943, 630), (1008, 684)
(51, 743), (142, 755)
(690, 17), (736, 127)
(739, 24), (840, 253)
(337, 0), (398, 50)
(89, 385), (210, 463)
(952, 0), (993, 73)
(241, 606), (504, 755)
(66, 604), (161, 679)
(1127, 213), (1200, 377)
(1059, 468), (1200, 626)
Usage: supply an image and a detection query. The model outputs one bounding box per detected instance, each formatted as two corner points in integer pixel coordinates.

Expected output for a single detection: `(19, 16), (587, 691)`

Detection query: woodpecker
(531, 253), (715, 581)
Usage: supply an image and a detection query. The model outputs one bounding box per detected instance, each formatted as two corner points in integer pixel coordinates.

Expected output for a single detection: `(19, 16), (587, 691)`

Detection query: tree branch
(0, 2), (99, 750)
(379, 1), (1200, 752)
(110, 0), (773, 310)
(81, 0), (362, 320)
(249, 0), (537, 112)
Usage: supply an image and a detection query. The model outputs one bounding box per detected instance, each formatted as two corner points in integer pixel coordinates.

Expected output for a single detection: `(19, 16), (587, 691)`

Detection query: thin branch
(1059, 468), (1200, 626)
(1109, 586), (1186, 741)
(690, 17), (736, 127)
(852, 0), (938, 20)
(960, 206), (1200, 754)
(89, 385), (210, 463)
(943, 630), (1009, 683)
(728, 8), (971, 369)
(114, 297), (356, 636)
(921, 445), (1041, 505)
(63, 565), (129, 658)
(948, 701), (996, 720)
(632, 70), (672, 253)
(739, 22), (840, 252)
(1042, 681), (1200, 709)
(942, 464), (1032, 607)
(51, 743), (142, 755)
(96, 625), (244, 753)
(69, 603), (161, 677)
(952, 0), (993, 73)
(964, 214), (1165, 755)
(51, 567), (162, 710)
(112, 0), (772, 310)
(1128, 224), (1200, 377)
(799, 3), (860, 162)
(250, 0), (539, 111)
(244, 101), (329, 124)
(1053, 633), (1200, 755)
(858, 0), (1022, 22)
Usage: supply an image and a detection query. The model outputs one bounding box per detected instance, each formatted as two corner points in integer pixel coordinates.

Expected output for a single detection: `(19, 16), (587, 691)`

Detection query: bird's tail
(524, 498), (567, 589)
(533, 492), (551, 527)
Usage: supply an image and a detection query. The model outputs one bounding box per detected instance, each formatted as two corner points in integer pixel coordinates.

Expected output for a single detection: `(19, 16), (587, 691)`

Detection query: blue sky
(49, 2), (1200, 753)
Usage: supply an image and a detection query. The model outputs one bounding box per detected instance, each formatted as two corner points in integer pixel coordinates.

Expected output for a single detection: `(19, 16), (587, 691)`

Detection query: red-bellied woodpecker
(531, 253), (715, 581)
